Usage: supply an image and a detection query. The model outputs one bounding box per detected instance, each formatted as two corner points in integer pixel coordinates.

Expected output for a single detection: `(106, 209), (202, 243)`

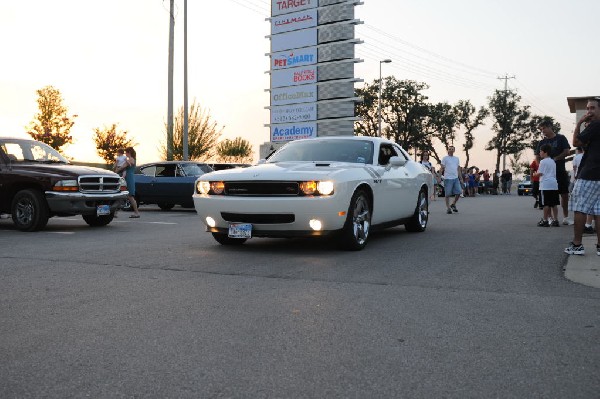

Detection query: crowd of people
(419, 97), (599, 257)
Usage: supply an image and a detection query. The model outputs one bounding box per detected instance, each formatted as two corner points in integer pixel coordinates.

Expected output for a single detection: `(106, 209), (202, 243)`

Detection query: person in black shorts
(536, 120), (571, 225)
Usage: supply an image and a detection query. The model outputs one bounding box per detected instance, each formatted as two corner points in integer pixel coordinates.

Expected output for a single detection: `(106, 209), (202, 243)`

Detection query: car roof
(138, 161), (209, 167)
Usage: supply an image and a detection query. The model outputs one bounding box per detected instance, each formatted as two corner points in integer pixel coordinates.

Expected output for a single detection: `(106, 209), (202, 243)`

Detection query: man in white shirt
(440, 145), (463, 214)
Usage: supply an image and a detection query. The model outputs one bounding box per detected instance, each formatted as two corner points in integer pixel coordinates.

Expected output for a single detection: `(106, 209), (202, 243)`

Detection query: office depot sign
(272, 0), (317, 17)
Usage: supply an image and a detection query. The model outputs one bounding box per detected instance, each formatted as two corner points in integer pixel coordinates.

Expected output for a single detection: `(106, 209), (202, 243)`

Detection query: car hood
(9, 163), (118, 178)
(199, 162), (370, 180)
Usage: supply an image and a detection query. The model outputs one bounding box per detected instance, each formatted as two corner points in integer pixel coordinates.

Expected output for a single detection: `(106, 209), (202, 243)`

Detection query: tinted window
(377, 144), (399, 165)
(140, 166), (156, 176)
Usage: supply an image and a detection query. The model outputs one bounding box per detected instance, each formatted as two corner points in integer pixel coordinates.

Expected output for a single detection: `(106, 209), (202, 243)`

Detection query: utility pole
(167, 0), (175, 161)
(497, 74), (515, 171)
(183, 0), (189, 161)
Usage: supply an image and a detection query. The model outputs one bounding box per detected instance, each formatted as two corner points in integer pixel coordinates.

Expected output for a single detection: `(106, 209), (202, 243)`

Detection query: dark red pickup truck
(0, 137), (128, 231)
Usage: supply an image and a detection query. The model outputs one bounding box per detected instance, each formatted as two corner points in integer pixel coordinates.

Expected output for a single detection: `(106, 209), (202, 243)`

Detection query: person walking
(565, 97), (600, 256)
(536, 119), (572, 224)
(123, 146), (141, 219)
(440, 145), (463, 214)
(536, 144), (560, 227)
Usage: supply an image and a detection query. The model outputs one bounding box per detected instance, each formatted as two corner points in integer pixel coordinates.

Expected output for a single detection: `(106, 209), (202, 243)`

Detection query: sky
(1, 0), (599, 173)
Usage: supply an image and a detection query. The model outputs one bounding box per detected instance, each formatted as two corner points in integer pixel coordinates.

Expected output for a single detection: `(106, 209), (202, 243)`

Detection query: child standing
(114, 149), (127, 178)
(535, 144), (560, 227)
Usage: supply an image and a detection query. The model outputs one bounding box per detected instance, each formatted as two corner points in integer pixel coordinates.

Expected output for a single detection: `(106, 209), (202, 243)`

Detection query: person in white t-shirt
(439, 145), (463, 214)
(535, 144), (560, 227)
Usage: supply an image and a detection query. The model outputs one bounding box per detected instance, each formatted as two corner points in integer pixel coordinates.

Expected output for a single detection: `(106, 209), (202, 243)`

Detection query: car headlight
(299, 181), (334, 196)
(197, 181), (211, 194)
(53, 179), (78, 192)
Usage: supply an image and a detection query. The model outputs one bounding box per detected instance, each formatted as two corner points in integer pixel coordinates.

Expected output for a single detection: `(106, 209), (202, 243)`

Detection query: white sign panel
(272, 0), (318, 17)
(271, 122), (317, 142)
(271, 103), (317, 124)
(271, 8), (317, 34)
(271, 65), (317, 88)
(271, 28), (317, 52)
(271, 47), (317, 70)
(271, 84), (317, 106)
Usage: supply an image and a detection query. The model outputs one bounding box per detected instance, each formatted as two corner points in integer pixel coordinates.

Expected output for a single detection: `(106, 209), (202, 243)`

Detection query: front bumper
(45, 191), (129, 215)
(193, 193), (349, 238)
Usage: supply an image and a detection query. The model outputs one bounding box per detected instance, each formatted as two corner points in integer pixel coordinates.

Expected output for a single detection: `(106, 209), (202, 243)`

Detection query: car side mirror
(389, 156), (407, 167)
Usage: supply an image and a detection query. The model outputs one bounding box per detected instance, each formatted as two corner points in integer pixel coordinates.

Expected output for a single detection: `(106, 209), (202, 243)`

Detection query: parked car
(517, 175), (532, 196)
(193, 136), (433, 250)
(0, 137), (127, 231)
(127, 161), (213, 210)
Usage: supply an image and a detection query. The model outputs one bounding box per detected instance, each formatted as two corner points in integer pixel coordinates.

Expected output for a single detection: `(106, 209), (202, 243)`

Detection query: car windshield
(268, 139), (374, 164)
(0, 138), (68, 163)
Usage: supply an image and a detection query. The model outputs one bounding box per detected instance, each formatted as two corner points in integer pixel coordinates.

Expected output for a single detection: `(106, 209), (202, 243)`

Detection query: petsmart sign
(271, 122), (317, 142)
(271, 47), (317, 70)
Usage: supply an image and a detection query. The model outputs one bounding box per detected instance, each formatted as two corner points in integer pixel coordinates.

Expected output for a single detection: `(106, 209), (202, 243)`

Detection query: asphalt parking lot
(1, 197), (599, 398)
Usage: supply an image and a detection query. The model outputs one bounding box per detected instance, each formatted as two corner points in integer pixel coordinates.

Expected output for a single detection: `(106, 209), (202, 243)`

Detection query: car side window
(155, 165), (176, 177)
(378, 144), (399, 166)
(393, 144), (409, 161)
(141, 166), (156, 176)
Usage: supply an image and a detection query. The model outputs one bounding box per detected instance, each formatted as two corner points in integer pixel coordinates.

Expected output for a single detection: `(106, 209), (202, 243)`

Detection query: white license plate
(97, 205), (111, 216)
(228, 223), (252, 238)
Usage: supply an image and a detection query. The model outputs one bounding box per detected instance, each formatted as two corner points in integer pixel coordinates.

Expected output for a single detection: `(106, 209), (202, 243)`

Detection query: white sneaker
(562, 218), (573, 226)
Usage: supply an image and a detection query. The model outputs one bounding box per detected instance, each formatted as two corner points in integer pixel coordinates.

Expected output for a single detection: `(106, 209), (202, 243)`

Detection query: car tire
(82, 212), (115, 227)
(158, 202), (175, 211)
(11, 189), (50, 232)
(212, 232), (247, 245)
(339, 189), (371, 251)
(405, 189), (428, 232)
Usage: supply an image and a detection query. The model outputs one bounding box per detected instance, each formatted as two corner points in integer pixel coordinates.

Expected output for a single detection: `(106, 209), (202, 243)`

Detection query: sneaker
(597, 244), (600, 256)
(451, 204), (458, 213)
(447, 208), (452, 214)
(533, 201), (539, 208)
(537, 219), (549, 227)
(562, 218), (572, 226)
(551, 220), (560, 227)
(564, 242), (585, 255)
(584, 225), (596, 234)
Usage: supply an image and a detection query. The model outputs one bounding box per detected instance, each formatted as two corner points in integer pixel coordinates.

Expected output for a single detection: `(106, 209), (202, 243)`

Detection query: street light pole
(378, 59), (392, 136)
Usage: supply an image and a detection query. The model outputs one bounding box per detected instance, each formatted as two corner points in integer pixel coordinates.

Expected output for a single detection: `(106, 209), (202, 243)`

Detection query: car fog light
(309, 219), (322, 231)
(206, 217), (216, 227)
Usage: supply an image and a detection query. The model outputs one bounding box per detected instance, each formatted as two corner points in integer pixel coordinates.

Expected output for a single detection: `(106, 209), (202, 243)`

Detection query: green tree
(485, 89), (532, 172)
(160, 100), (223, 161)
(454, 100), (489, 168)
(381, 78), (430, 153)
(27, 85), (77, 151)
(216, 137), (254, 163)
(93, 123), (135, 164)
(421, 102), (457, 163)
(354, 82), (379, 137)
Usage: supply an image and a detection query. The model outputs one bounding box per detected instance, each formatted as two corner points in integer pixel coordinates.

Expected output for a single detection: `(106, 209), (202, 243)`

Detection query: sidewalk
(564, 235), (600, 288)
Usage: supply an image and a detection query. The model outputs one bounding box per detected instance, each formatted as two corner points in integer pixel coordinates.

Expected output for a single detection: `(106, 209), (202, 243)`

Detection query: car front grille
(78, 176), (122, 193)
(221, 212), (295, 224)
(225, 181), (299, 196)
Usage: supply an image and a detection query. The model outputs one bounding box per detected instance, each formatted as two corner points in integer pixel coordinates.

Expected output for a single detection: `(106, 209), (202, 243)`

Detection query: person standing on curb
(565, 97), (600, 256)
(536, 120), (572, 225)
(440, 145), (463, 214)
(123, 147), (141, 219)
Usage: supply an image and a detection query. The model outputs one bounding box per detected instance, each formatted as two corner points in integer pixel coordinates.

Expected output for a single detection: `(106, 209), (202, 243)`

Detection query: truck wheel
(83, 212), (115, 227)
(11, 189), (50, 232)
(157, 202), (175, 211)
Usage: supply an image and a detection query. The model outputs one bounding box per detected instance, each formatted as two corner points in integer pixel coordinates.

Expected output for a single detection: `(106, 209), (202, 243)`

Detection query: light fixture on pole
(378, 59), (392, 136)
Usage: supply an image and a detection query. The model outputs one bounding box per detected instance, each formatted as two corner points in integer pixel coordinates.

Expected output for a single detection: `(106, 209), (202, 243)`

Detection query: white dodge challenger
(193, 136), (433, 250)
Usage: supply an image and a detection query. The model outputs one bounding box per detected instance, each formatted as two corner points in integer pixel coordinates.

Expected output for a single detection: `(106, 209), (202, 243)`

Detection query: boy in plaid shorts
(565, 97), (600, 256)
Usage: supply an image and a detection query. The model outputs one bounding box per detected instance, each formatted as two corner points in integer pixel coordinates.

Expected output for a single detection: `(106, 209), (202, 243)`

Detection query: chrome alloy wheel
(15, 197), (34, 225)
(352, 194), (371, 245)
